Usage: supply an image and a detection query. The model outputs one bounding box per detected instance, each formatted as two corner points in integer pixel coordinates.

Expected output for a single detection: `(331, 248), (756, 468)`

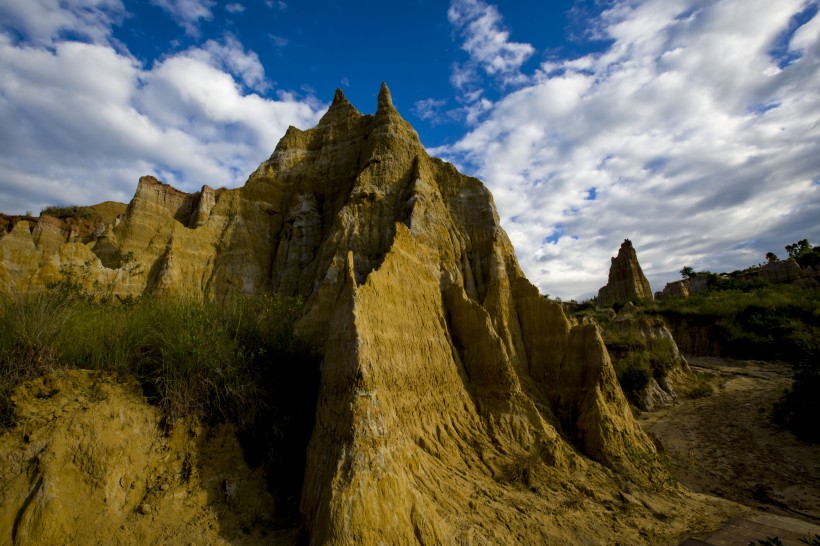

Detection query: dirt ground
(640, 356), (820, 524)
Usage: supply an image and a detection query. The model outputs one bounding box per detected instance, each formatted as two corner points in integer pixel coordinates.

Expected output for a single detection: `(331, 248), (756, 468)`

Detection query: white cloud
(185, 34), (267, 91)
(439, 0), (820, 300)
(225, 2), (245, 14)
(0, 0), (125, 45)
(0, 6), (324, 215)
(412, 98), (447, 121)
(150, 0), (215, 36)
(448, 0), (534, 91)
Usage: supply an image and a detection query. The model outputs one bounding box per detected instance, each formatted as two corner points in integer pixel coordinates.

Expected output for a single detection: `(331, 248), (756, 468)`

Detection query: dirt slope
(0, 370), (291, 546)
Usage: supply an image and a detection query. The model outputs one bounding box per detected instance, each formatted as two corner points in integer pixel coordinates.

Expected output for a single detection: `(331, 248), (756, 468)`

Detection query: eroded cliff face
(0, 85), (734, 544)
(597, 239), (653, 306)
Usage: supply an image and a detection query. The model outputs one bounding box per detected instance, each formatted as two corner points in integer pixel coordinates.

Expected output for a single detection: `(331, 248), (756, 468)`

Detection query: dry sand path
(641, 356), (820, 525)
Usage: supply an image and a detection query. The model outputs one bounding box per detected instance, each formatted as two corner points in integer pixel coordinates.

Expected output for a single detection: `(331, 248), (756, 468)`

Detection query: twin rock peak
(0, 85), (716, 545)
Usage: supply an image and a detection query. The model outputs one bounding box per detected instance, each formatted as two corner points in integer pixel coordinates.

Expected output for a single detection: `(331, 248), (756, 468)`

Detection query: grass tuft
(0, 291), (316, 430)
(0, 292), (70, 426)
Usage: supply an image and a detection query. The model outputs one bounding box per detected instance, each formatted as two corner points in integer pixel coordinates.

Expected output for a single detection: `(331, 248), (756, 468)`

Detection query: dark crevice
(236, 345), (322, 530)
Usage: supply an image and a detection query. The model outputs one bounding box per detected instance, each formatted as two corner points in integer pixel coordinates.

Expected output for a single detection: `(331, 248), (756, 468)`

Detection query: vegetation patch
(653, 285), (820, 365)
(0, 292), (68, 427)
(600, 314), (681, 407)
(0, 290), (321, 519)
(498, 441), (554, 490)
(612, 352), (652, 404)
(40, 205), (96, 219)
(683, 372), (714, 399)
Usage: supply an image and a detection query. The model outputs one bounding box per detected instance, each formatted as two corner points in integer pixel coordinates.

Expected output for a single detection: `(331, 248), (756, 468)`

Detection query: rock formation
(604, 303), (690, 410)
(597, 239), (653, 306)
(0, 85), (735, 544)
(656, 278), (691, 300)
(656, 258), (820, 300)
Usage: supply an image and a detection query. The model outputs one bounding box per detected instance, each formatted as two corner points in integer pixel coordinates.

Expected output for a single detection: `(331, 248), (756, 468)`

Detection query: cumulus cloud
(448, 0), (534, 90)
(225, 2), (245, 14)
(0, 3), (325, 215)
(186, 33), (268, 91)
(438, 0), (820, 300)
(0, 0), (125, 45)
(150, 0), (215, 36)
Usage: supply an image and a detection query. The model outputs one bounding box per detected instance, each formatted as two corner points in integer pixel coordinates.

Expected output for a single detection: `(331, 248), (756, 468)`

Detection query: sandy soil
(640, 356), (820, 524)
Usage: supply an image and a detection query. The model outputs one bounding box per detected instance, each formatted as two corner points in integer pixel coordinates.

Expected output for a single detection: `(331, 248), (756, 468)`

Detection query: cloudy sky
(0, 0), (818, 300)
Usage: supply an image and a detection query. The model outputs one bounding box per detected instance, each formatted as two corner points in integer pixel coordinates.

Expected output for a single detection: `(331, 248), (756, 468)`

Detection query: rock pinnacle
(332, 88), (348, 105)
(377, 81), (395, 113)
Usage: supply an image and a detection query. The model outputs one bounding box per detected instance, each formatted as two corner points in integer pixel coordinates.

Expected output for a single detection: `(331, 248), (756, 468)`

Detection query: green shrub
(614, 352), (652, 404)
(775, 366), (820, 443)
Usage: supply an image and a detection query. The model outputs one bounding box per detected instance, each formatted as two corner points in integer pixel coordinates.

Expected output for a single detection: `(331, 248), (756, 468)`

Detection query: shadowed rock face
(597, 239), (653, 306)
(0, 85), (730, 544)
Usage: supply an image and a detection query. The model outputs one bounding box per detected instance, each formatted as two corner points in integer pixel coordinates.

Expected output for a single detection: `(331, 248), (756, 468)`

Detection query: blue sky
(0, 0), (818, 300)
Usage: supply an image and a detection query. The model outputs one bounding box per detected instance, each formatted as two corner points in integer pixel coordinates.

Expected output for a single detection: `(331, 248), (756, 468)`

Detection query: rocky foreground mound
(0, 370), (282, 546)
(0, 85), (737, 544)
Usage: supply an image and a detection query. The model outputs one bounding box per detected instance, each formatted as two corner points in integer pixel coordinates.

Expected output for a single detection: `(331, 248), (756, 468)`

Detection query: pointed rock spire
(318, 87), (360, 126)
(596, 239), (653, 306)
(377, 81), (395, 113)
(332, 88), (349, 105)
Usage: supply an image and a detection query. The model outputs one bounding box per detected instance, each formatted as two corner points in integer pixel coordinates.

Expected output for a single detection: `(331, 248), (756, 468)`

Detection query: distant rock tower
(597, 239), (653, 306)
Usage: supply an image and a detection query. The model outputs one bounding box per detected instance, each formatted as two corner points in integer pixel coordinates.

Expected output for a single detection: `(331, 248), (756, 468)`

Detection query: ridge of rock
(597, 238), (653, 306)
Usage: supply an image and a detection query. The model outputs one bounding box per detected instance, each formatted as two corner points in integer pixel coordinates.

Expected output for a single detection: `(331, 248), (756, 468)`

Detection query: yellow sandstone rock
(0, 84), (739, 544)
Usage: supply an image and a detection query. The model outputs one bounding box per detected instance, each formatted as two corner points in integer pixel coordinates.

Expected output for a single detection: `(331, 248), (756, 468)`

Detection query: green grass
(0, 292), (69, 426)
(684, 372), (714, 399)
(1, 291), (316, 428)
(650, 284), (820, 365)
(40, 205), (96, 219)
